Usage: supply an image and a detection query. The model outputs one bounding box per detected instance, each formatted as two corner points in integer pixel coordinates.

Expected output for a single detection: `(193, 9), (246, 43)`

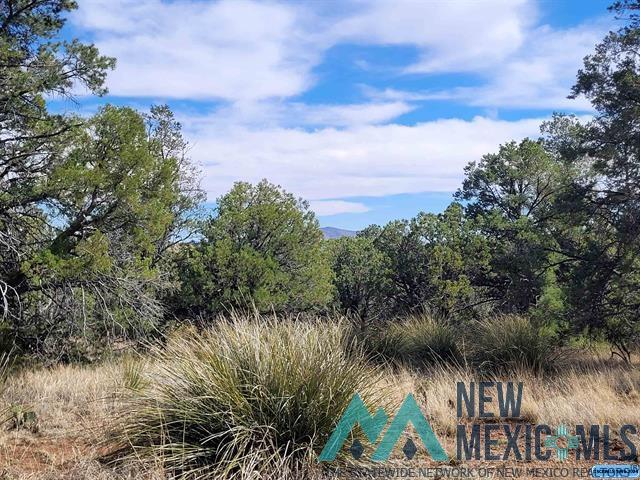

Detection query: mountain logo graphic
(318, 393), (448, 462)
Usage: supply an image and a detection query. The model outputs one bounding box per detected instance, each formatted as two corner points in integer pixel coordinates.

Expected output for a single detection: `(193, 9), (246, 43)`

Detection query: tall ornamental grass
(469, 315), (560, 373)
(107, 315), (382, 479)
(366, 315), (463, 367)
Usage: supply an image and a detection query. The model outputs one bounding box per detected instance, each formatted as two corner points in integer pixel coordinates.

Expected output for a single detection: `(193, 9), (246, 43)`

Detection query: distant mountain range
(321, 227), (357, 239)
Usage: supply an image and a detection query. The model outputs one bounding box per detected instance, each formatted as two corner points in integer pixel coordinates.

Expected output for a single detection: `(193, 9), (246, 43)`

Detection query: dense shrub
(107, 315), (382, 479)
(366, 315), (463, 367)
(469, 315), (559, 373)
(329, 235), (391, 324)
(169, 180), (334, 318)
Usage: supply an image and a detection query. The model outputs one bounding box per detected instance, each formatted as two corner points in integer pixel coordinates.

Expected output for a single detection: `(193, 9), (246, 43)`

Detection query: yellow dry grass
(392, 363), (640, 435)
(0, 353), (638, 478)
(0, 362), (159, 479)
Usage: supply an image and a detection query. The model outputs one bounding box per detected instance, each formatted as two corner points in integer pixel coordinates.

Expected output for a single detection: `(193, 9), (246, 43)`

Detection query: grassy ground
(1, 358), (639, 478)
(0, 362), (123, 479)
(0, 320), (639, 479)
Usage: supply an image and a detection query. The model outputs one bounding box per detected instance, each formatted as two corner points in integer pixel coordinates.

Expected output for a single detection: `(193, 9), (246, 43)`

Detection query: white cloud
(359, 86), (432, 102)
(182, 100), (413, 129)
(184, 116), (546, 201)
(430, 22), (607, 110)
(72, 0), (322, 101)
(309, 200), (370, 216)
(68, 0), (612, 217)
(333, 0), (535, 74)
(70, 0), (611, 114)
(359, 20), (606, 112)
(294, 102), (413, 127)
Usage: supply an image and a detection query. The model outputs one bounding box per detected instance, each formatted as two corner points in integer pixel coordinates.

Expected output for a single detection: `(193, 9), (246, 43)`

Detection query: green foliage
(570, 0), (640, 357)
(469, 315), (560, 373)
(329, 235), (390, 323)
(530, 267), (567, 326)
(4, 105), (201, 359)
(534, 1), (640, 358)
(0, 322), (14, 356)
(171, 180), (333, 317)
(107, 315), (381, 479)
(0, 2), (202, 359)
(364, 203), (488, 318)
(1, 0), (640, 366)
(456, 139), (568, 315)
(2, 0), (112, 333)
(458, 139), (562, 221)
(1, 0), (115, 275)
(367, 315), (462, 367)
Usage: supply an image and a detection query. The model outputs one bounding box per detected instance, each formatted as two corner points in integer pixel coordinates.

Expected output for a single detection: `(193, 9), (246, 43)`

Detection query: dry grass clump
(106, 315), (383, 480)
(469, 315), (560, 373)
(365, 315), (463, 367)
(377, 364), (474, 437)
(0, 352), (11, 427)
(516, 366), (640, 427)
(364, 314), (563, 374)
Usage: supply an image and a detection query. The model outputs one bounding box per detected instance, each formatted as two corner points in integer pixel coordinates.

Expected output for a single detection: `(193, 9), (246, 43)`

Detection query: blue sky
(60, 0), (615, 230)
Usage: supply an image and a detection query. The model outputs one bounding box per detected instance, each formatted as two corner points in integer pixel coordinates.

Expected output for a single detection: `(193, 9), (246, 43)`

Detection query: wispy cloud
(72, 0), (322, 101)
(422, 22), (606, 110)
(333, 0), (535, 74)
(71, 0), (603, 111)
(179, 100), (414, 130)
(309, 200), (370, 216)
(359, 20), (606, 112)
(69, 0), (611, 223)
(184, 116), (546, 201)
